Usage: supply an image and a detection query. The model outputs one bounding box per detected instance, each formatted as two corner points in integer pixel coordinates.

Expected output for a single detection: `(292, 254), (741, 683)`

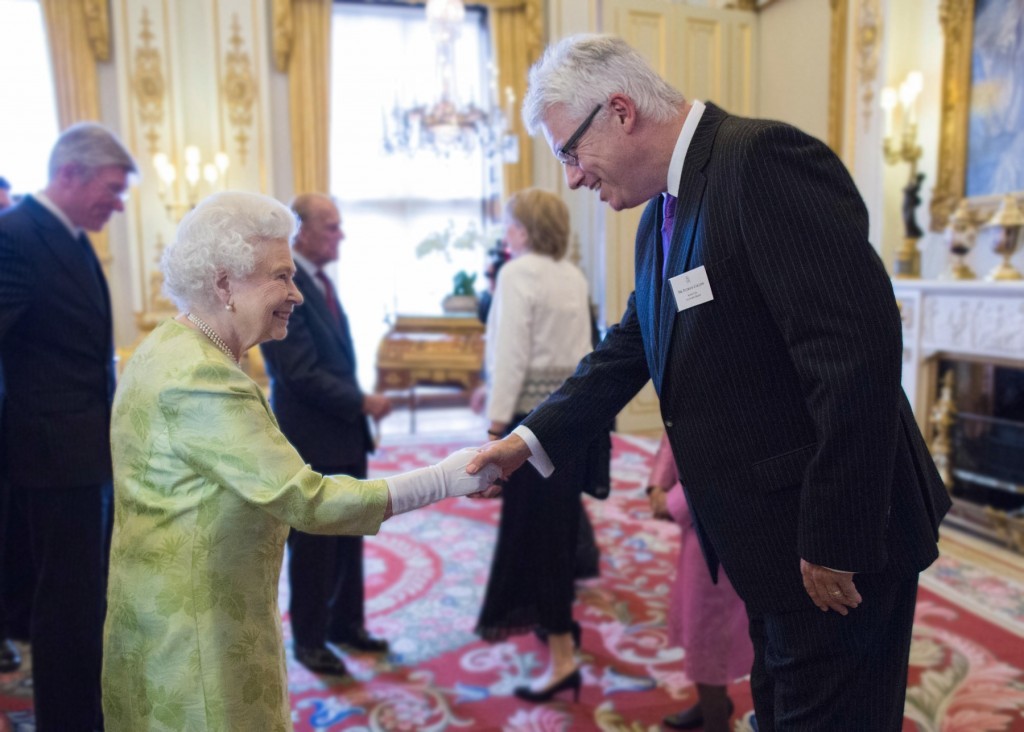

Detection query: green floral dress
(102, 319), (388, 731)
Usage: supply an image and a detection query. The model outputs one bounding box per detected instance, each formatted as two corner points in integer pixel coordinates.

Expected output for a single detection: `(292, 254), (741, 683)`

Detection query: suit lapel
(656, 103), (727, 374)
(23, 197), (108, 318)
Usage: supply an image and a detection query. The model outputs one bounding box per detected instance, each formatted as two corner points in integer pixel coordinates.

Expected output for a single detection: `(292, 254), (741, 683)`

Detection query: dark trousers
(288, 459), (367, 649)
(748, 572), (919, 731)
(0, 477), (35, 640)
(16, 481), (112, 732)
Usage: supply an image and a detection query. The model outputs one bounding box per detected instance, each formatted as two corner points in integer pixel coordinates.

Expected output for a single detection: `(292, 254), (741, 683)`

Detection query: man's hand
(466, 433), (531, 490)
(363, 393), (392, 420)
(800, 559), (862, 615)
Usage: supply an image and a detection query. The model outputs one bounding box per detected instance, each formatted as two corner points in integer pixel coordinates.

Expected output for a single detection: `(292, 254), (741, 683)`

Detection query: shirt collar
(34, 191), (82, 240)
(666, 99), (706, 198)
(291, 248), (319, 278)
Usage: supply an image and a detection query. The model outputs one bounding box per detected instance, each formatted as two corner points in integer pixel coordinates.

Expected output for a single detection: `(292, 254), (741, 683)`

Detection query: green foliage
(452, 270), (478, 296)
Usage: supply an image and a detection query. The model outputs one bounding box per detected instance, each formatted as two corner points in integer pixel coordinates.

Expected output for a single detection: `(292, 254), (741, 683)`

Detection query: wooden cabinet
(375, 315), (485, 429)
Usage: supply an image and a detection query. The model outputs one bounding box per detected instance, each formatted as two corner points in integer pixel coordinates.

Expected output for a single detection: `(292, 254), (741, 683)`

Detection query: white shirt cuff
(511, 425), (555, 478)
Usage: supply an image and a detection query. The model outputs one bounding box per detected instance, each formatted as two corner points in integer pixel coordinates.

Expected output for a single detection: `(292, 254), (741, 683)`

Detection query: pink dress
(650, 434), (754, 685)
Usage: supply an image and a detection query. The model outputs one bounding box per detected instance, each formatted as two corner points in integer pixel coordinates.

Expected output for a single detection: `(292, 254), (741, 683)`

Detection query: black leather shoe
(663, 699), (734, 730)
(0, 639), (20, 673)
(330, 628), (389, 653)
(294, 645), (349, 675)
(513, 668), (581, 703)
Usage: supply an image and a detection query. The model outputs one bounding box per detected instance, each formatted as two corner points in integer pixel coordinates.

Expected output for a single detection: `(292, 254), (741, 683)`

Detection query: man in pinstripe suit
(470, 35), (951, 730)
(0, 123), (136, 731)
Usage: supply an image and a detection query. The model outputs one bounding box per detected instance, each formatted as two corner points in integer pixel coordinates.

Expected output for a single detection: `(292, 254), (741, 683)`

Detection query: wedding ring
(830, 589), (843, 598)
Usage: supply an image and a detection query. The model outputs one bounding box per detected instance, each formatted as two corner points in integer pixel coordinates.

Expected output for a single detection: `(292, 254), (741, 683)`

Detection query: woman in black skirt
(473, 189), (594, 702)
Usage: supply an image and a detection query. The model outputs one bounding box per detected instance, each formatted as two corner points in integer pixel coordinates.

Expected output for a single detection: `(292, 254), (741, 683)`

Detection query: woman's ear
(213, 270), (234, 311)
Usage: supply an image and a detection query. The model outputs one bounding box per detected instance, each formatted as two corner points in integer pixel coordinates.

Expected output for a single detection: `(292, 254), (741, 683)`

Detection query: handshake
(386, 447), (504, 515)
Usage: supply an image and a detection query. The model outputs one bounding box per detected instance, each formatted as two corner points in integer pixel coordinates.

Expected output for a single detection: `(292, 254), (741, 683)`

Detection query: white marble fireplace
(893, 280), (1024, 549)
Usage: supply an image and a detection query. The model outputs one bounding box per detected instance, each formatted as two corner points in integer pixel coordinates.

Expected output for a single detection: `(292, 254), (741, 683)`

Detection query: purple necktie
(661, 193), (677, 275)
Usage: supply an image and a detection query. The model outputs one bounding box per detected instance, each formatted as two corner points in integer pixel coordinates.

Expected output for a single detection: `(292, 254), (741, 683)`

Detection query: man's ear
(607, 94), (638, 133)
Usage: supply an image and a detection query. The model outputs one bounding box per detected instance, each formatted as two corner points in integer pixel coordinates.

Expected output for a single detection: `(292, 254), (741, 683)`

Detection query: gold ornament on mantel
(941, 199), (977, 280)
(982, 194), (1024, 282)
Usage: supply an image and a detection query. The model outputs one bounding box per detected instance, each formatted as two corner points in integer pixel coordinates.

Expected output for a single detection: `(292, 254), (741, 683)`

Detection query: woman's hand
(469, 385), (487, 415)
(646, 485), (672, 521)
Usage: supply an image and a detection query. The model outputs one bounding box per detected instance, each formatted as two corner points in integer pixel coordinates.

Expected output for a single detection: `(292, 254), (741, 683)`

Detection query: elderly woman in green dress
(101, 192), (498, 731)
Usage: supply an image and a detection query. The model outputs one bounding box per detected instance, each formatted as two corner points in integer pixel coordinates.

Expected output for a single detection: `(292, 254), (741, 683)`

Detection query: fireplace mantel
(893, 280), (1024, 432)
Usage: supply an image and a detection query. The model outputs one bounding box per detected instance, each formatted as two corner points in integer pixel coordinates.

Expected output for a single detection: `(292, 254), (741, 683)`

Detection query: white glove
(386, 447), (503, 515)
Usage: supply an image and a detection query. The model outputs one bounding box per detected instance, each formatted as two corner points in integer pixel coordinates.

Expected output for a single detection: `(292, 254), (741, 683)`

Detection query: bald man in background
(261, 194), (392, 676)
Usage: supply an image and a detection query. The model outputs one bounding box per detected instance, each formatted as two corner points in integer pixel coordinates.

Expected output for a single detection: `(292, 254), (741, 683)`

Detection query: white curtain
(0, 0), (59, 194)
(330, 2), (494, 392)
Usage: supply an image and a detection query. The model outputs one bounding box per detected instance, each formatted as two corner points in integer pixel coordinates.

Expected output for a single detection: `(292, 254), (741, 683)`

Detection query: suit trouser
(1, 476), (36, 640)
(747, 571), (918, 731)
(288, 459), (367, 648)
(16, 481), (112, 732)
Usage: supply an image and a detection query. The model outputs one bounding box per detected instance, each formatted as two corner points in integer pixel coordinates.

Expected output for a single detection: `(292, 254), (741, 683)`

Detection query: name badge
(669, 265), (714, 312)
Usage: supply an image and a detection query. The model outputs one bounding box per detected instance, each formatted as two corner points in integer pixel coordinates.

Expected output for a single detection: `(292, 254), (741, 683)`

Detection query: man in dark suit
(469, 35), (951, 731)
(261, 193), (392, 676)
(0, 123), (136, 731)
(0, 174), (24, 674)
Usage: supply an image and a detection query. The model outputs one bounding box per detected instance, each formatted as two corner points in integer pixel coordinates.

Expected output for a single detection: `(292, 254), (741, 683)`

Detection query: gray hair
(161, 191), (297, 312)
(522, 34), (685, 135)
(48, 122), (138, 180)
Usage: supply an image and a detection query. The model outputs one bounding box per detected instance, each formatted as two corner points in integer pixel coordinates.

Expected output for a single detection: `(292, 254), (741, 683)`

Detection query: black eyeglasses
(555, 104), (602, 167)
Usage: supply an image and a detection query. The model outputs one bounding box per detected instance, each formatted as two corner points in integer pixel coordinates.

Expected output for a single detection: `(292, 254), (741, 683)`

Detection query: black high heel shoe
(513, 668), (582, 703)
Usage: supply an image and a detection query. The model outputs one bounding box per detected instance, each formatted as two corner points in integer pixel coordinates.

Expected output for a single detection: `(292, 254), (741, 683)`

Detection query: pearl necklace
(186, 312), (238, 363)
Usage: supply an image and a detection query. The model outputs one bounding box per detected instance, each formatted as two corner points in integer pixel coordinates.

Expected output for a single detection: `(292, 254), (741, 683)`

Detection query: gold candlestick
(982, 194), (1024, 282)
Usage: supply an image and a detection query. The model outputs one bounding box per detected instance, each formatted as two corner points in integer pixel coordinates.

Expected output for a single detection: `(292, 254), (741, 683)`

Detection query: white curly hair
(161, 191), (296, 312)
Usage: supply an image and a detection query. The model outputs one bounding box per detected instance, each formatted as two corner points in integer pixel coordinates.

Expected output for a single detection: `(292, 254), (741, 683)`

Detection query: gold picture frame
(930, 0), (1024, 231)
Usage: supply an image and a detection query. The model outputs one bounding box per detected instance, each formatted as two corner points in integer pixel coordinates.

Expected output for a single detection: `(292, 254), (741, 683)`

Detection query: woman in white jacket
(473, 188), (594, 703)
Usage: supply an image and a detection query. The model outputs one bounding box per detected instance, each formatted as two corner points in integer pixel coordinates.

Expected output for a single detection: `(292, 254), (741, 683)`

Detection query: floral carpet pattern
(3, 433), (1024, 731)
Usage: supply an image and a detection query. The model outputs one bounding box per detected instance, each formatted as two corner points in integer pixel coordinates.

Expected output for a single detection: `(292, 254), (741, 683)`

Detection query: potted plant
(416, 219), (501, 313)
(443, 270), (479, 313)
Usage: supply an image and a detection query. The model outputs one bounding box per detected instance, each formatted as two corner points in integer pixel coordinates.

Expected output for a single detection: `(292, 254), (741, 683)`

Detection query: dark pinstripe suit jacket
(523, 103), (951, 614)
(0, 196), (116, 488)
(260, 265), (372, 468)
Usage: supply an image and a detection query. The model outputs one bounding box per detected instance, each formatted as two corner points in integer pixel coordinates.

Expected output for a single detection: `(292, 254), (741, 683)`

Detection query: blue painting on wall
(965, 0), (1024, 197)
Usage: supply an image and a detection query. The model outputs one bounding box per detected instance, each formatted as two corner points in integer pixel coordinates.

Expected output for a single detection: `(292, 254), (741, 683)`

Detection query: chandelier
(382, 0), (516, 159)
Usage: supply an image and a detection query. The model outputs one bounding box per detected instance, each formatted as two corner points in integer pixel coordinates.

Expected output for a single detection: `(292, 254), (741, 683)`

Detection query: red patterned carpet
(3, 433), (1024, 731)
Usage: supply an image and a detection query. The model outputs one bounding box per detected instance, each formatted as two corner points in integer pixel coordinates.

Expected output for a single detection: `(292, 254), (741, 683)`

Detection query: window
(0, 0), (60, 197)
(330, 1), (496, 391)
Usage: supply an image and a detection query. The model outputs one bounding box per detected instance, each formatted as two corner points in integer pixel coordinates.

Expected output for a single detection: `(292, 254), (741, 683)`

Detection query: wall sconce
(981, 194), (1024, 282)
(881, 71), (925, 279)
(152, 146), (230, 220)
